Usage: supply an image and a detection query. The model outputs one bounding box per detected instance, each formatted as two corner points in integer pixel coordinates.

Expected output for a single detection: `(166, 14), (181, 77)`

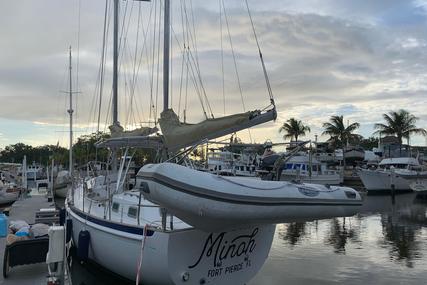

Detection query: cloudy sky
(0, 0), (426, 149)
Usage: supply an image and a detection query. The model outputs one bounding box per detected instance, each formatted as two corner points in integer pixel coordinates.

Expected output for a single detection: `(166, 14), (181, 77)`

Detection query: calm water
(250, 192), (427, 285)
(69, 193), (427, 285)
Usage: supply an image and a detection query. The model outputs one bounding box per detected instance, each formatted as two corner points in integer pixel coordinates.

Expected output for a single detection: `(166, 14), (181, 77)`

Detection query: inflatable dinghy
(138, 163), (362, 231)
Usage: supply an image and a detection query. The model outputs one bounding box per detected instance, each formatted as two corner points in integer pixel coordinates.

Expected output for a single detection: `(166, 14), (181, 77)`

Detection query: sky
(0, 0), (426, 149)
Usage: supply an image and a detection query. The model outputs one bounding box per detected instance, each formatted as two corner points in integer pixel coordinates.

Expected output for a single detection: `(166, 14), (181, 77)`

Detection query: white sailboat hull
(67, 202), (275, 285)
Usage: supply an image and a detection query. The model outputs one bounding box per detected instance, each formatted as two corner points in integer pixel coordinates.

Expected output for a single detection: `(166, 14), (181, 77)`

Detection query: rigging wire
(154, 1), (163, 125)
(97, 0), (109, 134)
(177, 0), (186, 119)
(75, 0), (82, 128)
(221, 0), (245, 112)
(149, 0), (159, 125)
(182, 2), (213, 119)
(222, 0), (252, 142)
(86, 0), (110, 136)
(244, 0), (275, 106)
(126, 2), (142, 127)
(132, 3), (155, 127)
(219, 0), (225, 116)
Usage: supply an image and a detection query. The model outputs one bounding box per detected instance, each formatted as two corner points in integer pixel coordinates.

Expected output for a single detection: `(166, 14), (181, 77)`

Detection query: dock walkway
(0, 193), (54, 285)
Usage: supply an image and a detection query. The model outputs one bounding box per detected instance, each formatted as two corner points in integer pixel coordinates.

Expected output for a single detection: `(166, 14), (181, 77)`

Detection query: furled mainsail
(159, 108), (276, 150)
(109, 124), (158, 138)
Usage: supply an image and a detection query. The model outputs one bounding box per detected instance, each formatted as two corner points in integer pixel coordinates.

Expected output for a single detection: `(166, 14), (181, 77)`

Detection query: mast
(68, 46), (74, 178)
(163, 0), (170, 111)
(113, 0), (119, 125)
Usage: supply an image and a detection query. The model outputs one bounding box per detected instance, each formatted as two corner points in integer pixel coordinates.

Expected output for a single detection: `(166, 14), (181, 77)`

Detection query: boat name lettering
(207, 261), (250, 277)
(297, 187), (319, 197)
(188, 228), (258, 269)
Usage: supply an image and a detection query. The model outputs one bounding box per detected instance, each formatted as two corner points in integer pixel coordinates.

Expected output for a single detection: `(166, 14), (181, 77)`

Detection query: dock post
(390, 168), (396, 204)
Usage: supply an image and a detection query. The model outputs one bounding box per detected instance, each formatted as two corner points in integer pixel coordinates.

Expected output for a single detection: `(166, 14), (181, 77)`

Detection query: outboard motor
(260, 154), (280, 170)
(259, 154), (281, 181)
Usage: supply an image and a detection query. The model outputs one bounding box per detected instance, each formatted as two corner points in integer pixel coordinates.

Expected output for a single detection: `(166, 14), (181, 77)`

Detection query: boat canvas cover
(159, 108), (276, 150)
(379, 157), (420, 166)
(109, 124), (158, 138)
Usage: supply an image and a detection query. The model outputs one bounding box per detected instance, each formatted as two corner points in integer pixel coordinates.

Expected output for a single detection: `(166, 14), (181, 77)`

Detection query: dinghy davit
(138, 163), (362, 231)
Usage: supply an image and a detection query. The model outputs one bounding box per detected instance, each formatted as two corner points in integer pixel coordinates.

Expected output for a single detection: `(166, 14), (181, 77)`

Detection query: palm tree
(322, 115), (360, 147)
(279, 118), (311, 142)
(374, 109), (427, 146)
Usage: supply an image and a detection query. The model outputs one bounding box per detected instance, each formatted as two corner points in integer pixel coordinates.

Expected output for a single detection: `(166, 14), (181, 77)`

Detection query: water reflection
(325, 218), (360, 254)
(277, 222), (307, 247)
(275, 193), (427, 268)
(379, 199), (425, 268)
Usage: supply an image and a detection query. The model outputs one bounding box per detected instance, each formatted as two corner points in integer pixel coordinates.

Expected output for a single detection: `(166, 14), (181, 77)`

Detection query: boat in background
(0, 180), (20, 205)
(259, 152), (343, 185)
(26, 163), (44, 181)
(343, 145), (365, 164)
(54, 170), (71, 198)
(206, 148), (259, 177)
(358, 157), (425, 193)
(279, 154), (343, 185)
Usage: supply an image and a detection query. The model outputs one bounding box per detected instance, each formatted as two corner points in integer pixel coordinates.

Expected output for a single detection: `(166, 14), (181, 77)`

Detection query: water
(68, 193), (427, 284)
(250, 192), (427, 284)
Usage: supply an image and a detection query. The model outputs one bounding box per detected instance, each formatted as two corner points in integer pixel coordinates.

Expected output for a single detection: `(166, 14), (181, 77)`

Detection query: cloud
(0, 0), (426, 147)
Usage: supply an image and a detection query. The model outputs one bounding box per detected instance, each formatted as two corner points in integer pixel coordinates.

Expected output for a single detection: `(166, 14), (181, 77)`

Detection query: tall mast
(68, 46), (74, 178)
(113, 0), (119, 125)
(163, 0), (170, 111)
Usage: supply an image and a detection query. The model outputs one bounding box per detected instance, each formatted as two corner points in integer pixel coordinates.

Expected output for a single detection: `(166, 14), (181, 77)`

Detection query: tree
(359, 137), (379, 150)
(322, 115), (360, 148)
(0, 143), (68, 165)
(72, 132), (110, 167)
(279, 118), (311, 142)
(374, 109), (427, 146)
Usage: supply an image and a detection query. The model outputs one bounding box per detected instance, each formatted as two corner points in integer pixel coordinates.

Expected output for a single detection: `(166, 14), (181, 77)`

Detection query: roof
(381, 136), (399, 144)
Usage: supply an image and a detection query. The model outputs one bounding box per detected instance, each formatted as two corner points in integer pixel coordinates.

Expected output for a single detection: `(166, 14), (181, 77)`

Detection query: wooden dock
(0, 193), (55, 284)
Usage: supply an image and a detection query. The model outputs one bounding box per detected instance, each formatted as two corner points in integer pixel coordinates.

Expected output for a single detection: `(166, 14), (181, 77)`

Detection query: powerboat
(358, 157), (425, 193)
(278, 154), (343, 185)
(207, 149), (258, 177)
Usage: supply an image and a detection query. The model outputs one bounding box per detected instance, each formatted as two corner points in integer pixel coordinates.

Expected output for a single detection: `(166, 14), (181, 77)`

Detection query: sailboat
(66, 1), (362, 284)
(54, 47), (74, 198)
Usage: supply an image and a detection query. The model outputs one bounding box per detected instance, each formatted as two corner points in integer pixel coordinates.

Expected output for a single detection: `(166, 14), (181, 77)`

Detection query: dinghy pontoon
(138, 163), (362, 231)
